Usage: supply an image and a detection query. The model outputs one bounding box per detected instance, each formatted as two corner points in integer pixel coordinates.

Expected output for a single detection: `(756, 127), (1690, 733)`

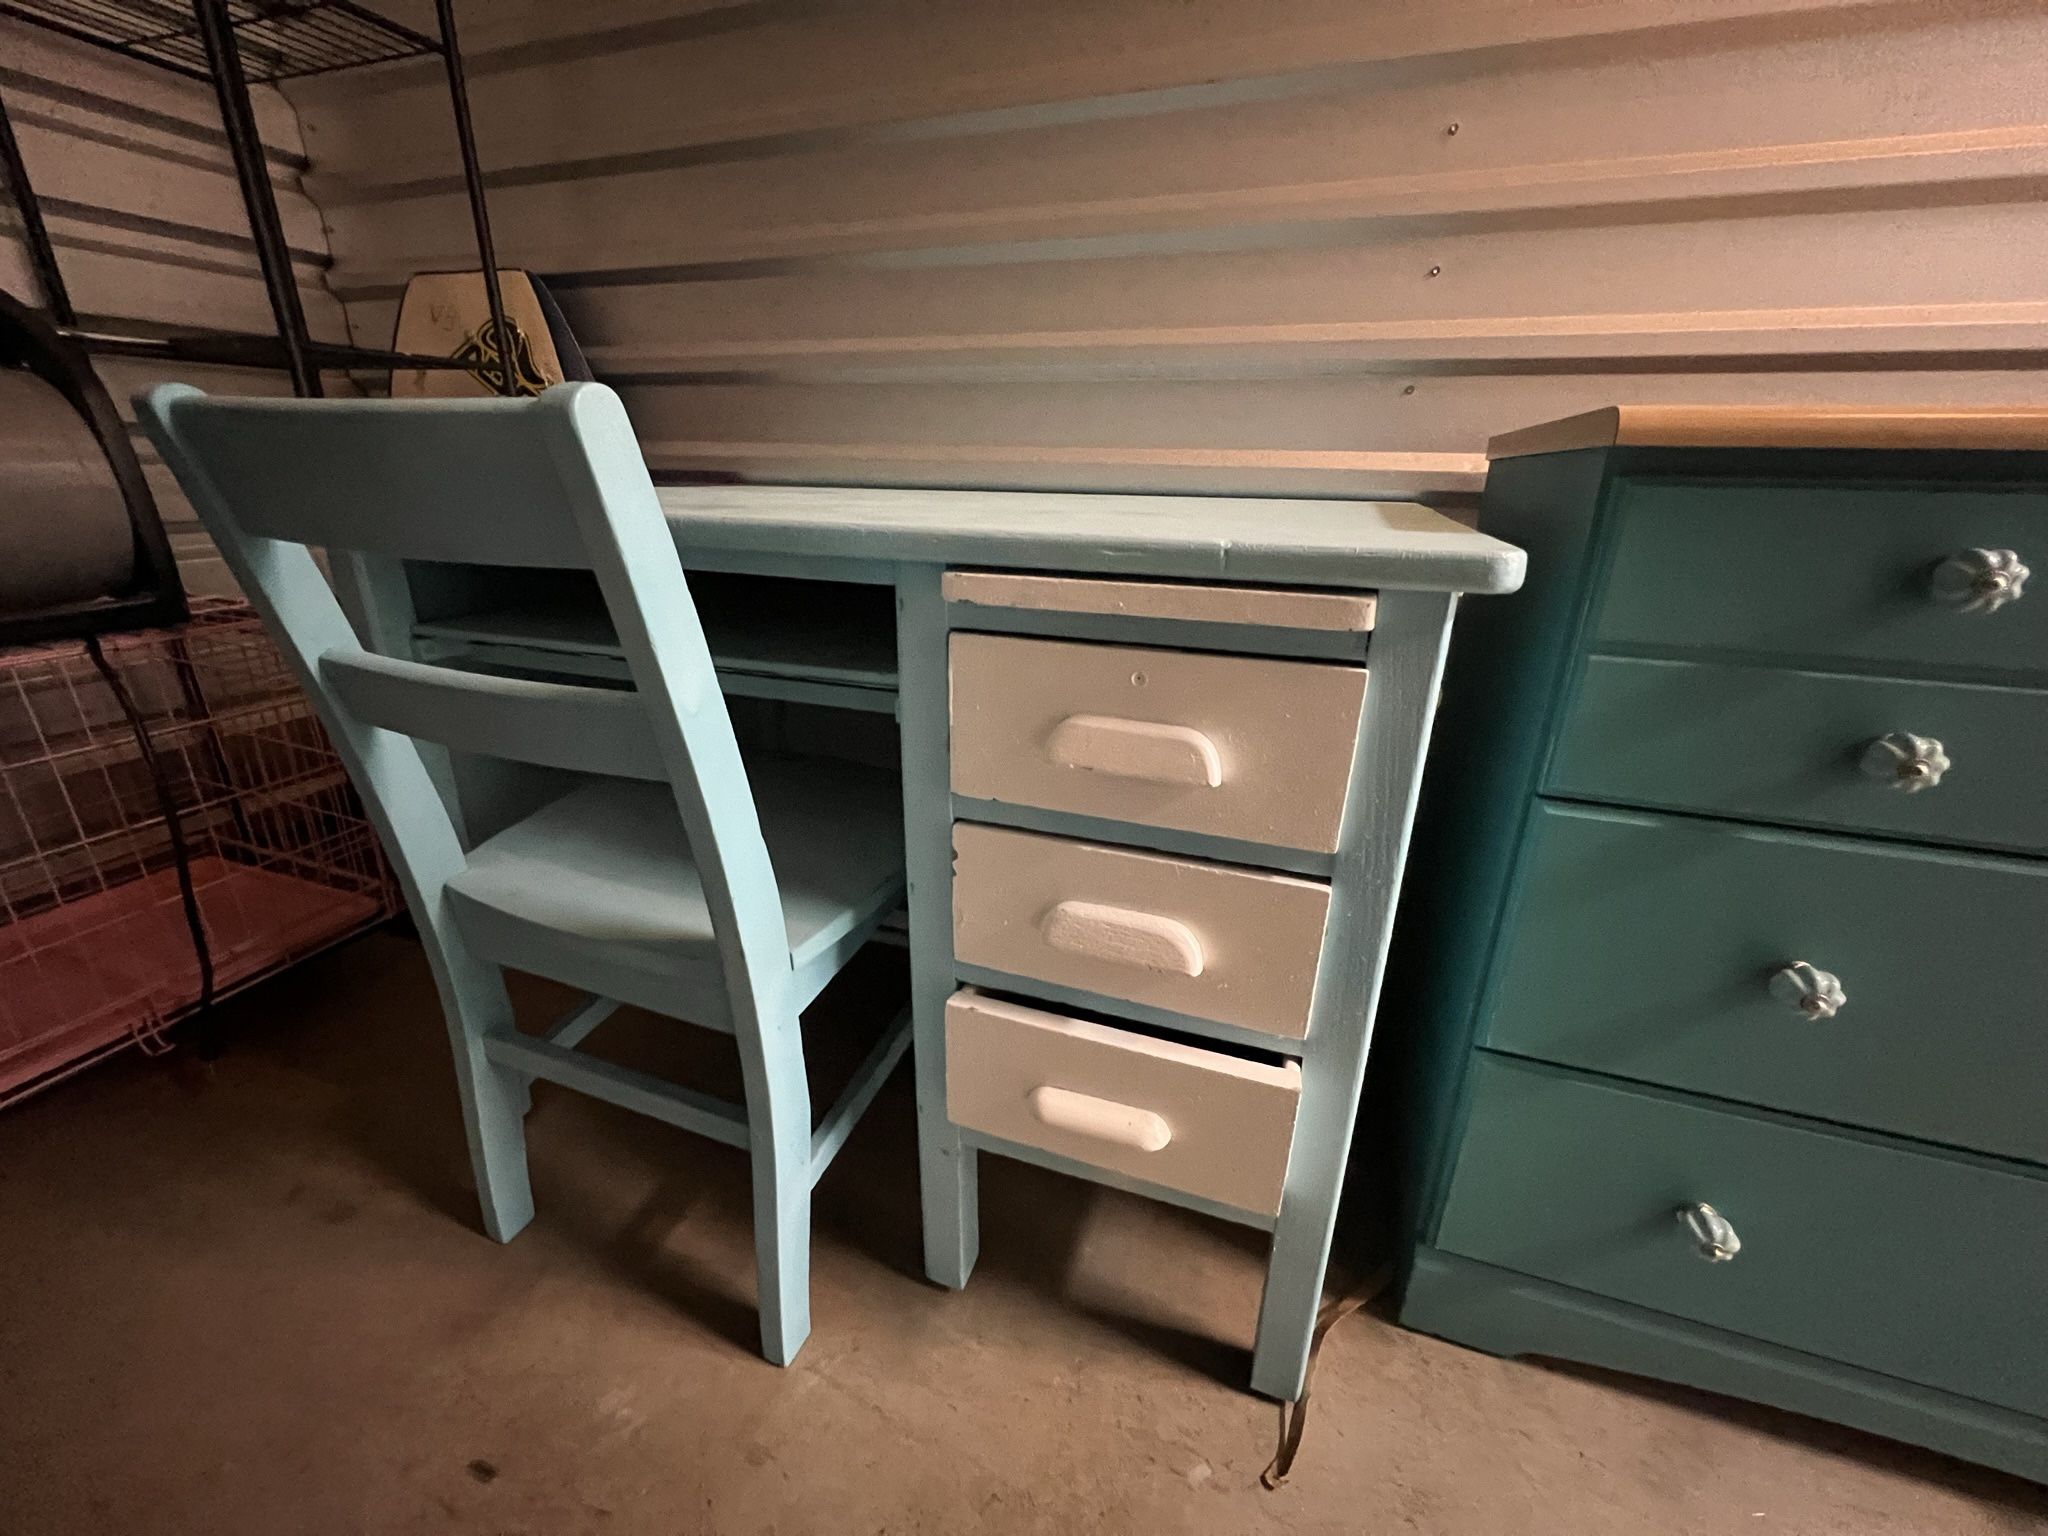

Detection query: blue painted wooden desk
(412, 482), (1524, 1399)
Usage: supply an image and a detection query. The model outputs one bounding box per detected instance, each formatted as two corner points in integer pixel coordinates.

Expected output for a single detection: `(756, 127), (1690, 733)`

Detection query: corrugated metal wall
(290, 0), (2042, 508)
(1, 18), (346, 593)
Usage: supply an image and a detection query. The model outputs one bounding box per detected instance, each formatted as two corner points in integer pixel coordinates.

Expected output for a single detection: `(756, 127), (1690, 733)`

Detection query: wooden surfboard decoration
(389, 269), (591, 398)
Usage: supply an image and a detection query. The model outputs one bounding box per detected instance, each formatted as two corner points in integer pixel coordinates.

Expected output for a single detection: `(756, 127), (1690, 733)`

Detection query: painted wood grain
(1548, 655), (2048, 855)
(943, 987), (1302, 1217)
(1589, 479), (2048, 679)
(1484, 801), (2048, 1165)
(655, 486), (1517, 590)
(1400, 1248), (2048, 1485)
(942, 570), (1376, 631)
(949, 633), (1368, 852)
(1434, 1055), (2048, 1419)
(951, 821), (1332, 1039)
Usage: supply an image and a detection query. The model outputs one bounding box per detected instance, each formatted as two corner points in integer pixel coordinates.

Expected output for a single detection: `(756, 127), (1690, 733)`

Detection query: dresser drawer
(949, 633), (1367, 853)
(1593, 479), (2048, 679)
(953, 822), (1329, 1039)
(1487, 803), (2048, 1163)
(944, 989), (1301, 1216)
(1436, 1057), (2048, 1417)
(1549, 656), (2048, 853)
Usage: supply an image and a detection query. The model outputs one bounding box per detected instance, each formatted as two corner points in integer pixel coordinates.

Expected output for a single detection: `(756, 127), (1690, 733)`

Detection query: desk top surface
(657, 485), (1524, 595)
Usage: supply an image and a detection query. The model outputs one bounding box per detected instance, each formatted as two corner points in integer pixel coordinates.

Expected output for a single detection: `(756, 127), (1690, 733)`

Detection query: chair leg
(438, 953), (536, 1244)
(736, 1002), (814, 1366)
(750, 1119), (812, 1366)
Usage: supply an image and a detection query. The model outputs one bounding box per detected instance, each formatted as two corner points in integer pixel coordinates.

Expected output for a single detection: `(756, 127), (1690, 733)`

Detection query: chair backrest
(137, 382), (793, 998)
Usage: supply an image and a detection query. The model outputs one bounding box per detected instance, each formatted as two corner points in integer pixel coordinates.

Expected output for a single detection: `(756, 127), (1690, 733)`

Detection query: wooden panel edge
(942, 569), (1377, 631)
(945, 986), (1303, 1089)
(1490, 406), (2048, 458)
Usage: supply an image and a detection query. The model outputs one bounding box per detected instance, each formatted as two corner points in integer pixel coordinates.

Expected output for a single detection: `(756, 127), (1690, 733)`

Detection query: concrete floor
(3, 933), (2043, 1535)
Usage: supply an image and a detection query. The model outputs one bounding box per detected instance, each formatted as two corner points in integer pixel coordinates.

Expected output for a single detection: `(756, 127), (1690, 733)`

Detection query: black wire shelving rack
(0, 0), (516, 396)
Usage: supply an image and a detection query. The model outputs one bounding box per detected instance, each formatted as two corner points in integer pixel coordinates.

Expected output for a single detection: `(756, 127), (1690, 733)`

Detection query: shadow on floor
(1532, 1358), (2048, 1518)
(20, 927), (2043, 1529)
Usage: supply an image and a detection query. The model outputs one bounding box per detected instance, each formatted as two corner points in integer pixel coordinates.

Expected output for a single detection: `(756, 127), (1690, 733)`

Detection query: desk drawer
(949, 634), (1367, 853)
(1436, 1057), (2048, 1417)
(1549, 656), (2048, 853)
(944, 989), (1301, 1216)
(952, 822), (1330, 1039)
(1488, 803), (2048, 1163)
(942, 570), (1378, 632)
(1592, 480), (2048, 679)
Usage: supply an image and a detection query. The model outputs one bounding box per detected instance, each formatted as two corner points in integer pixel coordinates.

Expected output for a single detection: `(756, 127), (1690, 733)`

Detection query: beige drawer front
(952, 822), (1330, 1039)
(944, 989), (1302, 1216)
(949, 633), (1368, 853)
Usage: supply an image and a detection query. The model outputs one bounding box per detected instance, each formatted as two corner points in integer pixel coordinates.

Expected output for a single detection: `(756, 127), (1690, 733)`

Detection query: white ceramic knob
(1860, 732), (1950, 792)
(1931, 548), (2029, 614)
(1769, 961), (1846, 1020)
(1677, 1202), (1741, 1263)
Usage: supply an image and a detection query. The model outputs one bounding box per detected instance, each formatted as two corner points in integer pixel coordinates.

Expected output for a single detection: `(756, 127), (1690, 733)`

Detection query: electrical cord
(83, 633), (218, 1055)
(1261, 1265), (1392, 1490)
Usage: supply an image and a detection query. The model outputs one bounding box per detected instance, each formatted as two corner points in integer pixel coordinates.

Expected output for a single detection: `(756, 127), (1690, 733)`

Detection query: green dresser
(1388, 406), (2048, 1482)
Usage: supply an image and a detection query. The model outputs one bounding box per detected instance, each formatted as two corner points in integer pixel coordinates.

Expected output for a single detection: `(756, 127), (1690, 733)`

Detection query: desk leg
(1251, 589), (1457, 1399)
(897, 565), (979, 1286)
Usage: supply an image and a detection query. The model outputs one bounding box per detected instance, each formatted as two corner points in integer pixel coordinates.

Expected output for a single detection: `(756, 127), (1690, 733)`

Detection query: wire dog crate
(0, 597), (397, 1103)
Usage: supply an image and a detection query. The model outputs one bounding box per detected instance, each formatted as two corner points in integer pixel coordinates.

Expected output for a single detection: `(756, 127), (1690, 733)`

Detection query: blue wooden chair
(138, 381), (909, 1366)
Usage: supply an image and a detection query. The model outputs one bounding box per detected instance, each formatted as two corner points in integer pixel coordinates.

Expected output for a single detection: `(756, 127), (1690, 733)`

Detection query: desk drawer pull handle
(1859, 731), (1949, 792)
(1769, 961), (1846, 1020)
(1041, 899), (1206, 977)
(1029, 1085), (1172, 1152)
(1677, 1202), (1741, 1262)
(1046, 714), (1224, 787)
(1931, 547), (2029, 614)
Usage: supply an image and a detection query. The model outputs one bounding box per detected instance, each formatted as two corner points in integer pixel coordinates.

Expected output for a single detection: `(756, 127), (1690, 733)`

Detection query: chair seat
(445, 753), (904, 1020)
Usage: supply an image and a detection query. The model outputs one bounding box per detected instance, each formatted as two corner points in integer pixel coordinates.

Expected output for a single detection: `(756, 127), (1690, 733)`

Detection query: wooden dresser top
(1487, 406), (2048, 460)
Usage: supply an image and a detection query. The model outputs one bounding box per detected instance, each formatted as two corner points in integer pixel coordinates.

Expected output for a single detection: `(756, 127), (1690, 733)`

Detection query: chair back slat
(153, 390), (590, 567)
(320, 650), (667, 782)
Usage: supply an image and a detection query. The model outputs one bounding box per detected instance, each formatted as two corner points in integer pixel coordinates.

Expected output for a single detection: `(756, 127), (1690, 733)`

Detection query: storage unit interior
(3, 3), (2046, 1532)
